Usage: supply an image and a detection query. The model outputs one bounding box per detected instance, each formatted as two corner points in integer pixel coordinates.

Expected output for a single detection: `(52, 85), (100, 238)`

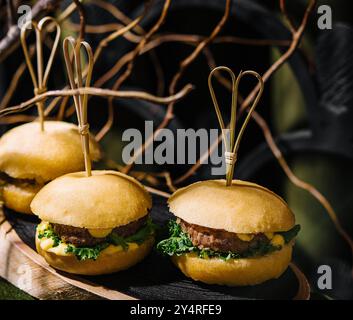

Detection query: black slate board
(5, 194), (298, 300)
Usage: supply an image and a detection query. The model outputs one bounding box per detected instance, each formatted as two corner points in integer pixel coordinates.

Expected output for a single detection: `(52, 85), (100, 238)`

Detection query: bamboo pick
(20, 17), (61, 132)
(208, 66), (264, 186)
(63, 36), (94, 177)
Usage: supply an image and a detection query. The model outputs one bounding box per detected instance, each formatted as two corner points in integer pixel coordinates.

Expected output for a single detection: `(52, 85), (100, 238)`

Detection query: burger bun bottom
(172, 243), (293, 286)
(36, 235), (154, 275)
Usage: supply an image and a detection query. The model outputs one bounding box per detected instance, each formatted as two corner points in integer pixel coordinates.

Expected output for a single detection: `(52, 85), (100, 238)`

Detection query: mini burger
(0, 121), (101, 214)
(157, 180), (300, 286)
(31, 170), (154, 275)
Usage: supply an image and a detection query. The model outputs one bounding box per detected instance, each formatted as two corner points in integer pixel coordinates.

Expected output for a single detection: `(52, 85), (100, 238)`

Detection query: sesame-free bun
(169, 180), (295, 233)
(36, 234), (154, 275)
(2, 183), (42, 214)
(31, 170), (152, 229)
(0, 121), (101, 183)
(172, 243), (293, 286)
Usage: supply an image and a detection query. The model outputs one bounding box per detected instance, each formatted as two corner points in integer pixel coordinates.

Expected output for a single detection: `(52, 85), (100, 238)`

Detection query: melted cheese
(38, 232), (139, 257)
(48, 243), (71, 256)
(237, 234), (254, 242)
(264, 232), (274, 240)
(40, 238), (55, 251)
(102, 243), (139, 255)
(102, 245), (124, 255)
(37, 221), (49, 233)
(88, 228), (113, 238)
(271, 235), (284, 247)
(128, 243), (139, 250)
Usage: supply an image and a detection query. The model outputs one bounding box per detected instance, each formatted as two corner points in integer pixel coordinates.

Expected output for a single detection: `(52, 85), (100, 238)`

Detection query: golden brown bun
(31, 170), (152, 228)
(36, 235), (154, 275)
(2, 183), (42, 214)
(0, 121), (101, 183)
(169, 180), (295, 233)
(172, 243), (293, 286)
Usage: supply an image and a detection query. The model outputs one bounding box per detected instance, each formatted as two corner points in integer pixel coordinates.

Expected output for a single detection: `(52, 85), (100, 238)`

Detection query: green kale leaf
(37, 226), (61, 247)
(108, 217), (156, 249)
(156, 220), (194, 256)
(65, 243), (110, 261)
(279, 224), (301, 243)
(108, 233), (129, 250)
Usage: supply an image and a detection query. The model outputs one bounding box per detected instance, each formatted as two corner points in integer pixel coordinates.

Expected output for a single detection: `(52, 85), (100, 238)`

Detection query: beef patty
(178, 218), (269, 254)
(0, 172), (39, 187)
(53, 215), (148, 247)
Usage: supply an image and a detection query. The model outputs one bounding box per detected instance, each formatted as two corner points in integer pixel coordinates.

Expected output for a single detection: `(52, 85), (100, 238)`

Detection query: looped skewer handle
(20, 17), (61, 131)
(63, 36), (94, 177)
(208, 66), (264, 186)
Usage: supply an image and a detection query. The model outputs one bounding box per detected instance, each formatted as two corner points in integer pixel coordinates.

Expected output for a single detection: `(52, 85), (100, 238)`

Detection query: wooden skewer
(63, 36), (94, 177)
(208, 66), (264, 186)
(20, 17), (61, 132)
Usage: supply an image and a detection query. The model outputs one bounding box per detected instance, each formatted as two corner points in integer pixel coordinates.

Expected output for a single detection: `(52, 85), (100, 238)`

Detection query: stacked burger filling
(0, 172), (43, 194)
(37, 215), (155, 261)
(52, 216), (148, 247)
(157, 219), (300, 260)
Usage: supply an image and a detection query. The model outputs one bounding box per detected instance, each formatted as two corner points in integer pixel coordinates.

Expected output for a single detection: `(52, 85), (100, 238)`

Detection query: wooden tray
(0, 190), (310, 300)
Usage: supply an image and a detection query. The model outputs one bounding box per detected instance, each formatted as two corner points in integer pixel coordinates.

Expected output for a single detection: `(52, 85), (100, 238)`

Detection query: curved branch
(252, 110), (353, 264)
(122, 0), (232, 174)
(174, 0), (316, 184)
(98, 0), (169, 142)
(0, 0), (62, 62)
(239, 0), (316, 115)
(73, 0), (86, 40)
(0, 84), (194, 117)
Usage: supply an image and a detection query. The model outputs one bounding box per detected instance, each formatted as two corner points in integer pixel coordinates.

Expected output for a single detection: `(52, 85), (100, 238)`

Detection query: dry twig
(73, 0), (86, 40)
(252, 111), (353, 265)
(239, 0), (315, 115)
(0, 2), (77, 111)
(122, 0), (232, 174)
(0, 84), (194, 117)
(98, 0), (170, 142)
(0, 0), (62, 62)
(174, 0), (316, 184)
